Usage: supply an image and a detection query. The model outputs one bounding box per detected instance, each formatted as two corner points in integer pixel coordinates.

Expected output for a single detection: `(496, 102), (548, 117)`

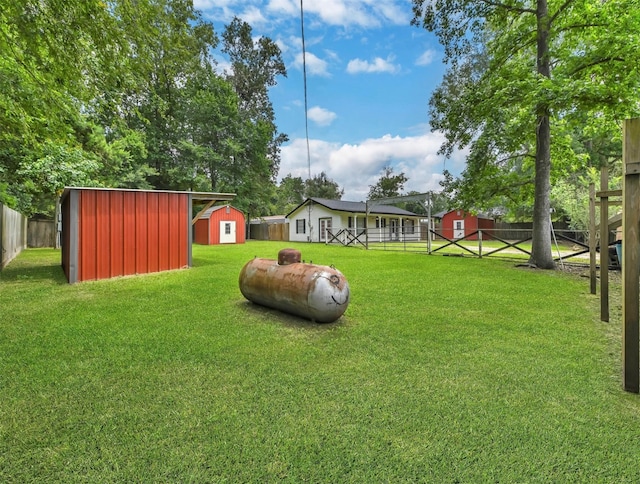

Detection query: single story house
(437, 209), (495, 241)
(286, 197), (422, 244)
(193, 205), (245, 245)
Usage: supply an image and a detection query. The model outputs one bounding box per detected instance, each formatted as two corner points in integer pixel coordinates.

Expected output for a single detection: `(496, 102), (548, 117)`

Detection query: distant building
(286, 197), (422, 243)
(437, 209), (495, 241)
(194, 205), (246, 245)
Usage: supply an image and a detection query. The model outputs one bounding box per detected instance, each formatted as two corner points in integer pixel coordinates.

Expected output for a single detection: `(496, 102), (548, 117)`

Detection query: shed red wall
(441, 210), (495, 241)
(71, 189), (189, 282)
(194, 206), (246, 245)
(194, 219), (210, 245)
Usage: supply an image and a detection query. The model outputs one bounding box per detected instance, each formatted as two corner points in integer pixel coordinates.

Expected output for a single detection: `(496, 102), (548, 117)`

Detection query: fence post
(600, 165), (609, 322)
(622, 118), (640, 393)
(589, 183), (597, 294)
(0, 203), (3, 269)
(478, 230), (483, 258)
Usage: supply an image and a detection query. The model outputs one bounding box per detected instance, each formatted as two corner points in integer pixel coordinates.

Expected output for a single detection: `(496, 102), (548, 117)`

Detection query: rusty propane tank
(239, 248), (350, 323)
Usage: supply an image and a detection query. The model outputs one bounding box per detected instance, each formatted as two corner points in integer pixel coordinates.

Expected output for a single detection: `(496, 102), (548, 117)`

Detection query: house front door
(390, 218), (399, 240)
(319, 218), (332, 242)
(220, 221), (236, 243)
(453, 220), (465, 239)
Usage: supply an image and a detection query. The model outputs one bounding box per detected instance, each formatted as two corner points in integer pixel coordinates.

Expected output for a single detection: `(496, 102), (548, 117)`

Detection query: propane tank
(239, 249), (350, 323)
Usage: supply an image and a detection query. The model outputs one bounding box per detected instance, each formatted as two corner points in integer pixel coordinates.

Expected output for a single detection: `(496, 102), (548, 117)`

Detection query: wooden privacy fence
(248, 222), (289, 241)
(1, 203), (28, 269)
(28, 219), (57, 248)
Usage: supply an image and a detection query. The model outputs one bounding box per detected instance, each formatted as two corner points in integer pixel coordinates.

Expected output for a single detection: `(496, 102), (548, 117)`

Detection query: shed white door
(220, 221), (236, 243)
(453, 220), (465, 239)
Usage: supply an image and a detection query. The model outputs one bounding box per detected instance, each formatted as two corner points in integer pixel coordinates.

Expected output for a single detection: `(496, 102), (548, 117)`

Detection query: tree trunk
(529, 0), (555, 269)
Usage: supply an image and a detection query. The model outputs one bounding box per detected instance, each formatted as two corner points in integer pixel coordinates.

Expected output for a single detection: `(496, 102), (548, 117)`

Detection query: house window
(224, 223), (232, 235)
(375, 218), (380, 229)
(405, 219), (415, 234)
(348, 216), (353, 228)
(296, 219), (306, 234)
(381, 218), (387, 228)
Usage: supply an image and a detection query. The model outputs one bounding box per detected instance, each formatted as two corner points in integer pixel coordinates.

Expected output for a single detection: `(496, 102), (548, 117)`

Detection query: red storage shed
(61, 187), (234, 283)
(440, 210), (495, 241)
(194, 205), (246, 245)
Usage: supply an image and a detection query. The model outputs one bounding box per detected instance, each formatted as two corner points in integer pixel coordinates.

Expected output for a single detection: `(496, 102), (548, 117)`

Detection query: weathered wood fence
(248, 222), (289, 241)
(28, 219), (57, 248)
(1, 203), (28, 269)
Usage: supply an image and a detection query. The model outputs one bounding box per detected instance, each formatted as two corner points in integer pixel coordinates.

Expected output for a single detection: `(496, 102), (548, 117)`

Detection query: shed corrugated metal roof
(286, 197), (420, 218)
(198, 204), (243, 220)
(61, 186), (236, 202)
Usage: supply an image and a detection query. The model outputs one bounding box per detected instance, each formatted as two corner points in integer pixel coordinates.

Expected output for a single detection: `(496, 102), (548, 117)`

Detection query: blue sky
(195, 0), (467, 201)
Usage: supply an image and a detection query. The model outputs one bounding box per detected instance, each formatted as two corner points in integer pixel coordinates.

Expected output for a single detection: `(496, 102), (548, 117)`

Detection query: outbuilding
(194, 205), (246, 245)
(60, 187), (235, 283)
(439, 209), (495, 241)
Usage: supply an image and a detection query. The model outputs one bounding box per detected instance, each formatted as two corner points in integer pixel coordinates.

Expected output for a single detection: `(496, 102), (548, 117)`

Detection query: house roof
(250, 215), (286, 224)
(286, 197), (420, 218)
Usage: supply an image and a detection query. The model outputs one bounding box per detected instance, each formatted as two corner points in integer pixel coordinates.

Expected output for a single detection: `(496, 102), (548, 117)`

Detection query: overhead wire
(300, 0), (311, 180)
(300, 0), (314, 241)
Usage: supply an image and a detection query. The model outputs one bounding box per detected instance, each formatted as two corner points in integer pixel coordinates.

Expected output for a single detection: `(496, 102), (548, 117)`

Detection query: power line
(300, 0), (311, 180)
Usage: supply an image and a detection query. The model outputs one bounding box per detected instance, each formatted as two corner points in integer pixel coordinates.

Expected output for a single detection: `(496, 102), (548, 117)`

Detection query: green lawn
(1, 242), (637, 482)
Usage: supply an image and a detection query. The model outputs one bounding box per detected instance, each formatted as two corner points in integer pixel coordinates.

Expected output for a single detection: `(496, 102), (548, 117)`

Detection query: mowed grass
(0, 242), (638, 482)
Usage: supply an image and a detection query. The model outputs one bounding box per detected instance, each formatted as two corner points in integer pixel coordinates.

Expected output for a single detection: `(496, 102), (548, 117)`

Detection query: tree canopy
(0, 0), (287, 217)
(368, 166), (408, 200)
(412, 0), (640, 268)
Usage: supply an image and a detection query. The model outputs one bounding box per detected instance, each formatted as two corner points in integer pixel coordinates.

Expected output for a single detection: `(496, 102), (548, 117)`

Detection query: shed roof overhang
(189, 192), (236, 224)
(60, 187), (236, 225)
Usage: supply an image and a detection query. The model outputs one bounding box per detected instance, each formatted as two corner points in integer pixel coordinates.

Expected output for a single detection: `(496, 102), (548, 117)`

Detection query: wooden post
(589, 183), (597, 294)
(623, 118), (640, 393)
(478, 230), (483, 258)
(600, 166), (609, 322)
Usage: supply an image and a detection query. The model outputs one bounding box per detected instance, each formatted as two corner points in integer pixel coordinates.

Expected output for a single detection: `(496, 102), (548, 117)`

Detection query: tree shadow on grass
(0, 260), (67, 284)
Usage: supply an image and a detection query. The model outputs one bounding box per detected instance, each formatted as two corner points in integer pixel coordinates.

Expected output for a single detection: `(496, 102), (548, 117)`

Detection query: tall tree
(412, 0), (640, 268)
(304, 172), (344, 200)
(368, 166), (408, 200)
(274, 174), (306, 214)
(222, 18), (288, 183)
(109, 0), (219, 190)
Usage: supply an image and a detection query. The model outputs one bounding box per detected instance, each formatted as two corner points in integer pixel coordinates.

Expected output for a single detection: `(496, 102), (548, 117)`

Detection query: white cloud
(416, 49), (436, 66)
(197, 0), (410, 29)
(241, 6), (268, 26)
(305, 0), (409, 28)
(267, 0), (298, 16)
(279, 130), (467, 201)
(346, 56), (400, 74)
(293, 51), (330, 76)
(307, 106), (337, 126)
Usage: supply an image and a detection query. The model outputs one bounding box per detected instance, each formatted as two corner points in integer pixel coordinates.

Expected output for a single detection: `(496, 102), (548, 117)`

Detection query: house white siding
(286, 198), (423, 244)
(288, 204), (337, 242)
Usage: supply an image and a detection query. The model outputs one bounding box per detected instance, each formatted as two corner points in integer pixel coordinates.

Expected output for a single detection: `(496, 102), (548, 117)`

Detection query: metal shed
(193, 205), (246, 245)
(60, 187), (235, 283)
